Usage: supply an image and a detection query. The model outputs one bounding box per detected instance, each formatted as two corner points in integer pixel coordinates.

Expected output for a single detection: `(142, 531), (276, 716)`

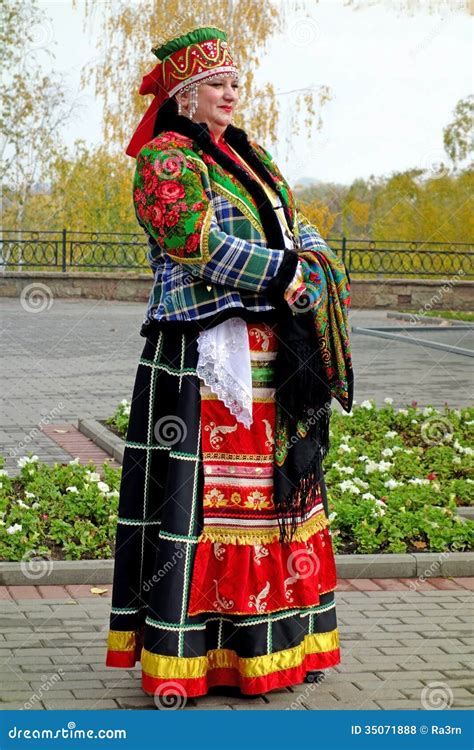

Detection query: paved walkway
(0, 581), (472, 711)
(1, 298), (473, 473)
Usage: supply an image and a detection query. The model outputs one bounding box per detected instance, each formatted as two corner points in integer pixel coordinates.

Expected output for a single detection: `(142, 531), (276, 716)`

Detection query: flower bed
(326, 399), (473, 554)
(0, 400), (472, 561)
(0, 457), (120, 561)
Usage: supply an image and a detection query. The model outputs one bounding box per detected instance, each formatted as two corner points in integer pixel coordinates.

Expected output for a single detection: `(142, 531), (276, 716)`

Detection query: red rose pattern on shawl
(133, 134), (209, 260)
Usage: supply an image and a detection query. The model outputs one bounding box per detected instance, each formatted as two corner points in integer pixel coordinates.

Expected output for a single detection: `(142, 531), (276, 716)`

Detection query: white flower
(381, 448), (394, 457)
(66, 486), (79, 494)
(97, 481), (110, 493)
(341, 410), (353, 417)
(398, 409), (409, 416)
(422, 407), (433, 416)
(365, 459), (393, 474)
(0, 469), (8, 477)
(408, 478), (430, 485)
(85, 471), (100, 483)
(0, 520), (5, 526)
(411, 419), (418, 424)
(17, 455), (39, 468)
(361, 400), (373, 410)
(392, 446), (403, 452)
(384, 479), (402, 489)
(454, 409), (461, 418)
(358, 455), (369, 462)
(340, 434), (352, 442)
(32, 502), (39, 509)
(7, 523), (22, 534)
(353, 477), (369, 489)
(444, 433), (453, 442)
(372, 499), (386, 516)
(17, 499), (30, 509)
(452, 456), (462, 464)
(384, 397), (394, 405)
(465, 420), (474, 426)
(106, 490), (119, 499)
(25, 491), (35, 499)
(68, 457), (80, 465)
(384, 431), (398, 439)
(339, 465), (355, 475)
(123, 406), (131, 416)
(463, 447), (474, 456)
(328, 512), (337, 522)
(466, 479), (474, 485)
(120, 399), (129, 406)
(338, 444), (353, 453)
(339, 480), (360, 495)
(362, 492), (376, 500)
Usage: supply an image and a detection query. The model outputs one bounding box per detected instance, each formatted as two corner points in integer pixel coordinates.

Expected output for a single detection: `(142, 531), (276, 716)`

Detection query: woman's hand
(283, 260), (306, 305)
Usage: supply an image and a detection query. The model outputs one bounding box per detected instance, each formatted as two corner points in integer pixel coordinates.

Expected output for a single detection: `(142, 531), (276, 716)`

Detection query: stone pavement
(1, 298), (473, 474)
(0, 580), (472, 711)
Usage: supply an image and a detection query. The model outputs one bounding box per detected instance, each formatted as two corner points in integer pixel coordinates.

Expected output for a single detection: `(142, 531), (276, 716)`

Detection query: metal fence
(1, 229), (473, 278)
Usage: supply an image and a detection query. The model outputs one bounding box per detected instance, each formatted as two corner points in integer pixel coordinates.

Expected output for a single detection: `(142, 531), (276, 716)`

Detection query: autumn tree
(443, 95), (474, 170)
(1, 0), (77, 238)
(75, 0), (330, 152)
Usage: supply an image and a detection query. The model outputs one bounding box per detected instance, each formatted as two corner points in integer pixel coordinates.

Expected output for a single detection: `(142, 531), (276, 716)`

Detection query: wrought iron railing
(0, 230), (472, 278)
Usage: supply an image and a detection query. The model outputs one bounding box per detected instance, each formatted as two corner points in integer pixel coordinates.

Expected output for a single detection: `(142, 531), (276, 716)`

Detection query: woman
(105, 25), (353, 704)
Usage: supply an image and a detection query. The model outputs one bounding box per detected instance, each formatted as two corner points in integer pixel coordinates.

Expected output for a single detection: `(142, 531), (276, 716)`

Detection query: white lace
(197, 317), (253, 428)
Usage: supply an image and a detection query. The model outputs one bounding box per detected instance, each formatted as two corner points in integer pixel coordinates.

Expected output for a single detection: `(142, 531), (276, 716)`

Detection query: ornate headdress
(126, 26), (239, 157)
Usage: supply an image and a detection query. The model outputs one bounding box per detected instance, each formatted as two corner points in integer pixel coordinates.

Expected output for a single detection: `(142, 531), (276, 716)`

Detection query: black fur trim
(154, 112), (294, 246)
(265, 249), (299, 308)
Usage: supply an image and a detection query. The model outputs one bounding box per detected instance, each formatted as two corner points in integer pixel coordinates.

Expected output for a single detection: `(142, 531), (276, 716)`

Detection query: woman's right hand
(283, 260), (306, 305)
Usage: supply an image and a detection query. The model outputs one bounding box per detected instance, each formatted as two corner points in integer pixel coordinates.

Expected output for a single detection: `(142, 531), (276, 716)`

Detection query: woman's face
(177, 75), (239, 135)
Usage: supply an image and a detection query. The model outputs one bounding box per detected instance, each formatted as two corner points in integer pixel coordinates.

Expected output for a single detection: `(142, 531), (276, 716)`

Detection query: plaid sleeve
(296, 209), (333, 253)
(133, 144), (298, 301)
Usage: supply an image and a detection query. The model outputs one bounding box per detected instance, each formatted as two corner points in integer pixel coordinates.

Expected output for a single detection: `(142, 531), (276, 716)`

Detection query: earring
(188, 84), (198, 120)
(177, 97), (183, 115)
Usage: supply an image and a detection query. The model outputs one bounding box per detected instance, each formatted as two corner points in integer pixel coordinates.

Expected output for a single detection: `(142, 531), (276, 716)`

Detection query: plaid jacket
(133, 130), (334, 327)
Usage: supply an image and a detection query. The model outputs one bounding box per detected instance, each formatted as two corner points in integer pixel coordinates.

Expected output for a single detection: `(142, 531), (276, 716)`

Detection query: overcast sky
(40, 0), (472, 185)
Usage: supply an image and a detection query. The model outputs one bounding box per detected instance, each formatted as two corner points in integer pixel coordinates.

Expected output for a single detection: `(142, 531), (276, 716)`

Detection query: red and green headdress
(126, 26), (239, 157)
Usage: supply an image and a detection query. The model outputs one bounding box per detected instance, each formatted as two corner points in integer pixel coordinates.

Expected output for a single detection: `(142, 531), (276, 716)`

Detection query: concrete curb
(1, 553), (473, 586)
(386, 311), (473, 326)
(77, 418), (124, 464)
